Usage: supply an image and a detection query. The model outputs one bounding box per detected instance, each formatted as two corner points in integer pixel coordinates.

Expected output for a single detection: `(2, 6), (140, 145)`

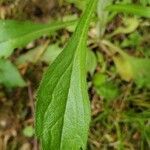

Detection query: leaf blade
(102, 40), (150, 88)
(0, 19), (77, 58)
(106, 4), (150, 18)
(35, 0), (98, 149)
(0, 59), (26, 87)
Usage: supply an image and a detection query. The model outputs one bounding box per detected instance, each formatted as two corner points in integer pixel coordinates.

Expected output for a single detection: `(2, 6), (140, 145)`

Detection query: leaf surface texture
(0, 19), (76, 58)
(35, 0), (98, 149)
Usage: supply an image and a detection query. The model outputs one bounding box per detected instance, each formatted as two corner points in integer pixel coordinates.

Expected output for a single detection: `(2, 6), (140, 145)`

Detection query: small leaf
(106, 4), (150, 18)
(93, 73), (119, 100)
(86, 48), (97, 75)
(41, 44), (62, 63)
(93, 73), (107, 87)
(97, 0), (113, 37)
(0, 59), (26, 87)
(130, 58), (150, 88)
(0, 19), (77, 58)
(97, 82), (119, 100)
(23, 126), (34, 137)
(16, 44), (62, 65)
(109, 17), (139, 37)
(62, 15), (78, 32)
(113, 55), (133, 81)
(35, 0), (98, 150)
(121, 32), (141, 48)
(102, 40), (150, 88)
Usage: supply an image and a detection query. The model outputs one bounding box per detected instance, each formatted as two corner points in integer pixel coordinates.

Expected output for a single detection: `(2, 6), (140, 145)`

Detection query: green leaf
(16, 44), (62, 65)
(121, 32), (141, 48)
(23, 126), (34, 137)
(62, 14), (78, 32)
(102, 40), (150, 88)
(35, 0), (98, 150)
(96, 82), (119, 100)
(106, 4), (150, 18)
(130, 58), (150, 88)
(140, 0), (150, 6)
(0, 59), (26, 87)
(16, 44), (96, 74)
(93, 73), (107, 87)
(41, 44), (62, 63)
(86, 48), (97, 75)
(93, 73), (119, 100)
(0, 19), (77, 58)
(109, 17), (139, 37)
(65, 0), (87, 10)
(113, 54), (134, 81)
(97, 0), (113, 37)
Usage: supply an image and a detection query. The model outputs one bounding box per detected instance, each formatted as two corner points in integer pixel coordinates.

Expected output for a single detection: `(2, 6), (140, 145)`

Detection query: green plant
(0, 19), (77, 58)
(35, 1), (98, 149)
(0, 0), (150, 149)
(106, 3), (150, 18)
